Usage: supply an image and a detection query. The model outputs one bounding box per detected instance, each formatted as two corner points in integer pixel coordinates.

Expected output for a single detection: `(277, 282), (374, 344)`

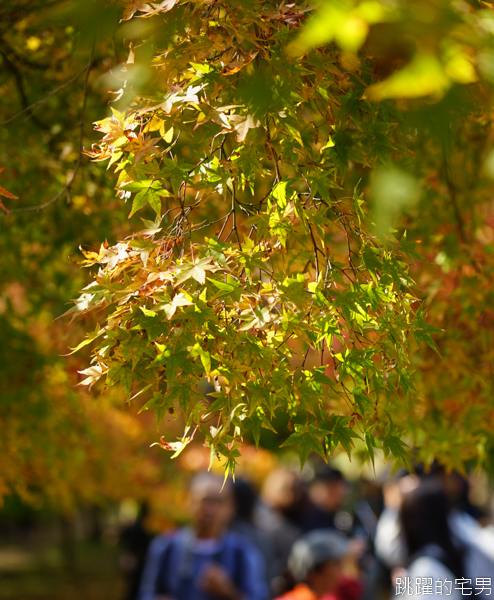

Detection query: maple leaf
(151, 434), (192, 458)
(382, 434), (411, 470)
(227, 114), (261, 142)
(160, 84), (206, 114)
(140, 217), (162, 237)
(128, 134), (161, 165)
(121, 2), (150, 21)
(175, 257), (222, 286)
(0, 167), (18, 214)
(99, 243), (129, 270)
(66, 0), (462, 477)
(83, 144), (114, 162)
(281, 429), (325, 469)
(323, 416), (362, 460)
(223, 54), (258, 76)
(78, 364), (104, 390)
(140, 0), (179, 16)
(93, 110), (126, 144)
(66, 327), (105, 355)
(161, 292), (194, 320)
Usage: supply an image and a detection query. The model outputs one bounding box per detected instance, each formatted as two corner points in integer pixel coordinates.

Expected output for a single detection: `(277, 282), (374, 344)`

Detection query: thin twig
(230, 182), (242, 250)
(309, 224), (320, 280)
(442, 141), (466, 244)
(7, 46), (95, 215)
(266, 118), (281, 183)
(218, 210), (233, 240)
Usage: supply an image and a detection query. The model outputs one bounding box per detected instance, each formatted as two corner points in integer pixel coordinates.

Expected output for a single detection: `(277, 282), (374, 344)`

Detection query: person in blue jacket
(138, 471), (269, 600)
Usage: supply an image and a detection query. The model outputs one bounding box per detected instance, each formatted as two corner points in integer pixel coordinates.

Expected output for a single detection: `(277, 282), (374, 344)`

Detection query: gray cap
(288, 529), (348, 582)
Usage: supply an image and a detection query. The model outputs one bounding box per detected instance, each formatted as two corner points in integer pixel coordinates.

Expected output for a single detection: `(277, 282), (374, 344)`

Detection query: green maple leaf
(247, 411), (277, 448)
(281, 430), (324, 470)
(155, 402), (168, 429)
(400, 232), (426, 262)
(107, 361), (133, 398)
(382, 434), (411, 470)
(131, 335), (148, 371)
(125, 180), (172, 218)
(365, 432), (379, 473)
(120, 366), (133, 398)
(414, 307), (442, 354)
(322, 415), (361, 459)
(361, 244), (382, 273)
(139, 392), (163, 414)
(190, 342), (211, 375)
(165, 383), (196, 419)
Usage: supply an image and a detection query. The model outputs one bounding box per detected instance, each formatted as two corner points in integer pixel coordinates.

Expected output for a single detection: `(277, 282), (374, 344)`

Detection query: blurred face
(189, 477), (234, 539)
(310, 480), (348, 513)
(308, 559), (342, 597)
(262, 469), (305, 513)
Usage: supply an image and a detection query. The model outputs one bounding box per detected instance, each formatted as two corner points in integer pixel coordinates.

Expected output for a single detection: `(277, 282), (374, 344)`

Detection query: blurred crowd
(118, 461), (494, 600)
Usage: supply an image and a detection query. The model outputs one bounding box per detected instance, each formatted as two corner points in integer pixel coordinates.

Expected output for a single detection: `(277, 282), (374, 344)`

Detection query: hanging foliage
(65, 0), (441, 474)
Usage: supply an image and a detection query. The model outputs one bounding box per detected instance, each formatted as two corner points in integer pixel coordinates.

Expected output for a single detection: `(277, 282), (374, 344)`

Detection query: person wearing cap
(275, 529), (363, 600)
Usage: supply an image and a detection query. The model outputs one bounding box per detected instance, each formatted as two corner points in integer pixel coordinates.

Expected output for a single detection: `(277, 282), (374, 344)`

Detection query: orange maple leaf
(0, 167), (18, 214)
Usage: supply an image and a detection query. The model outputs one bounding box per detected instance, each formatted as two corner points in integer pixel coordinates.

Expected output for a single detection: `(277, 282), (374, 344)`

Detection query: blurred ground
(0, 535), (121, 600)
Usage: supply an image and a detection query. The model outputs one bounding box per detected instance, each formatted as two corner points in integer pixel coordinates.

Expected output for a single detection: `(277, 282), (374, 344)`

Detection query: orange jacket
(275, 576), (363, 600)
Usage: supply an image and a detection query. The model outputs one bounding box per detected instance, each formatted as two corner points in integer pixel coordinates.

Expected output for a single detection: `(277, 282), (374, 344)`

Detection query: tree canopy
(3, 0), (494, 495)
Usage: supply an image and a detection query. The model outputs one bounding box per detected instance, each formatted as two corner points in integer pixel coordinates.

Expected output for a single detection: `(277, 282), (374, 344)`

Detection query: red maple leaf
(0, 167), (18, 215)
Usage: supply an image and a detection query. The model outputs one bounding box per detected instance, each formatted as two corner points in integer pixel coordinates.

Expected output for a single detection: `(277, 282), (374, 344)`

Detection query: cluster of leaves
(67, 0), (441, 473)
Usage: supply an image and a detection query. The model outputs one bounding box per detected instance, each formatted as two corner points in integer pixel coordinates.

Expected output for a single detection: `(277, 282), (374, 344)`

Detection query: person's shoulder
(408, 555), (454, 581)
(224, 529), (252, 545)
(224, 529), (260, 552)
(463, 541), (494, 576)
(148, 528), (182, 553)
(407, 556), (463, 600)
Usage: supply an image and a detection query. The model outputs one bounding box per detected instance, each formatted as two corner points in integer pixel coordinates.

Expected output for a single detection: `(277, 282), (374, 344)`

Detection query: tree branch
(6, 45), (94, 215)
(309, 224), (320, 280)
(0, 64), (89, 126)
(442, 144), (466, 244)
(0, 44), (44, 129)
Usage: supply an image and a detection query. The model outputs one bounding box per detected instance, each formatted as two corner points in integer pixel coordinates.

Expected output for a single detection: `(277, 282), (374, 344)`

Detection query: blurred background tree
(287, 0), (494, 470)
(0, 0), (163, 511)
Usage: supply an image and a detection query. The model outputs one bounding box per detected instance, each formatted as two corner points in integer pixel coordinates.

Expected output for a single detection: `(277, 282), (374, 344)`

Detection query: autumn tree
(4, 0), (494, 483)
